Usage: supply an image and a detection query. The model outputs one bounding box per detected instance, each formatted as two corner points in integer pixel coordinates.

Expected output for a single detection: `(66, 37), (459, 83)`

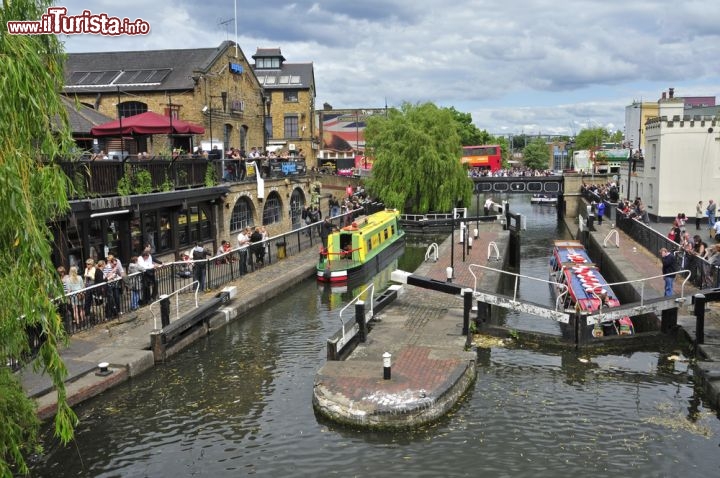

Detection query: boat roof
(552, 240), (620, 311)
(552, 240), (595, 266)
(339, 209), (400, 235)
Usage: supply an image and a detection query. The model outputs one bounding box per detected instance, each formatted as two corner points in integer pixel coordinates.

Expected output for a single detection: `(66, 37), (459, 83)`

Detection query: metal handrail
(337, 283), (375, 343)
(468, 263), (569, 311)
(603, 228), (620, 248)
(425, 243), (439, 262)
(487, 241), (501, 261)
(149, 281), (200, 330)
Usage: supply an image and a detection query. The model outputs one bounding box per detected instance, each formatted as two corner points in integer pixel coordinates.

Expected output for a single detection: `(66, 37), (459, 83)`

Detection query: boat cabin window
(384, 229), (389, 240)
(339, 234), (352, 252)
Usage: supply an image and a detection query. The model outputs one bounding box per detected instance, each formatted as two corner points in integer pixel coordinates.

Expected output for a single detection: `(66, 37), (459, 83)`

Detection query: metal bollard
(383, 352), (391, 380)
(694, 293), (706, 345)
(446, 266), (453, 283)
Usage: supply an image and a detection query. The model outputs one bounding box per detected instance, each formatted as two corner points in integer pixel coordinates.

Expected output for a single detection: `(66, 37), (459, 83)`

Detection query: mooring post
(694, 293), (706, 345)
(462, 288), (472, 336)
(661, 307), (678, 333)
(160, 294), (170, 328)
(355, 300), (367, 343)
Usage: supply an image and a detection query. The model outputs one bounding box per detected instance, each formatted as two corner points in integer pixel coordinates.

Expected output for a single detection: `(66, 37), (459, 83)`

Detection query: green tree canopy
(447, 107), (493, 146)
(574, 127), (610, 150)
(365, 102), (473, 214)
(522, 138), (551, 170)
(1, 1), (78, 474)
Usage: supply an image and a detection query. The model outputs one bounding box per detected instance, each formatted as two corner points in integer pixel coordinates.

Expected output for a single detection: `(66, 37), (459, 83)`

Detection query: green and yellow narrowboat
(316, 209), (405, 283)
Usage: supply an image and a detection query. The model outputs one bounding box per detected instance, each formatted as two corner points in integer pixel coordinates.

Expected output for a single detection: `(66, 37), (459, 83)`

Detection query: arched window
(224, 123), (233, 151)
(239, 125), (248, 153)
(262, 192), (282, 225)
(289, 188), (305, 229)
(118, 101), (147, 118)
(230, 196), (254, 233)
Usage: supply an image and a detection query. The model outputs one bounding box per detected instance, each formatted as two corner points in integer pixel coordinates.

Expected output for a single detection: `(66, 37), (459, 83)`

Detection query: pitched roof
(60, 96), (114, 134)
(254, 63), (315, 91)
(62, 41), (236, 94)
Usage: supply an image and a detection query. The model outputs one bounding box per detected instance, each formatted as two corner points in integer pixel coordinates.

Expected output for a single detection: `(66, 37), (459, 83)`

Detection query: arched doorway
(289, 188), (305, 230)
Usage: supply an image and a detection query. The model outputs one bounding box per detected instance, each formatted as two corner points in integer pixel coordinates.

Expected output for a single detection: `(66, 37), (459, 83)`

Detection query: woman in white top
(65, 266), (85, 324)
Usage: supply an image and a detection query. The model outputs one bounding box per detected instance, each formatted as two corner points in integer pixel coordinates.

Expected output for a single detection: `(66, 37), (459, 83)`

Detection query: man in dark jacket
(660, 248), (677, 296)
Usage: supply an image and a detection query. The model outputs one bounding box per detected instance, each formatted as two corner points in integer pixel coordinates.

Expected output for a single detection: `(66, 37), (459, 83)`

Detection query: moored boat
(316, 209), (405, 282)
(530, 194), (558, 205)
(549, 240), (634, 338)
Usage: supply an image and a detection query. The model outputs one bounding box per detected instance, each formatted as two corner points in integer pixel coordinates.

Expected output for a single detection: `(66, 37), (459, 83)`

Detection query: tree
(574, 127), (609, 150)
(365, 102), (473, 213)
(446, 107), (492, 146)
(1, 1), (78, 474)
(522, 138), (551, 170)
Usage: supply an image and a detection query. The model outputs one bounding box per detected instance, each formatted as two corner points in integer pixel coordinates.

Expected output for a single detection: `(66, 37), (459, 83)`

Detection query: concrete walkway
(19, 246), (319, 420)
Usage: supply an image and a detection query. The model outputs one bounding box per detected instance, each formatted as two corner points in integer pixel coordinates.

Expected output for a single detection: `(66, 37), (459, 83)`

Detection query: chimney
(661, 91), (667, 100)
(669, 87), (674, 99)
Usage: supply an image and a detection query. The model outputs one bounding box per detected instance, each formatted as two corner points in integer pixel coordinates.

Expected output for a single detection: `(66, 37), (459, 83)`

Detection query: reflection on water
(31, 195), (720, 477)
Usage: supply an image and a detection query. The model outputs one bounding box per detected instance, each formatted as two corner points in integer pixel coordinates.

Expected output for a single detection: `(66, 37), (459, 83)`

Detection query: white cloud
(54, 0), (720, 136)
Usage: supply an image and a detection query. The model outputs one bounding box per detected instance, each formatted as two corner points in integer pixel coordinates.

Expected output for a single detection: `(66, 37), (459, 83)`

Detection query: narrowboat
(549, 240), (634, 338)
(316, 209), (405, 283)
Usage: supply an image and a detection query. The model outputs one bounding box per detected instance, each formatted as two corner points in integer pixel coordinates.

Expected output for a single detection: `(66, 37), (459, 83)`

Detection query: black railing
(8, 201), (387, 371)
(615, 209), (720, 289)
(58, 157), (308, 199)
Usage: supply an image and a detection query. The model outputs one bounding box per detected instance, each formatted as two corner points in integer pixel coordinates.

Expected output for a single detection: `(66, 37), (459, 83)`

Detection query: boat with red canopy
(549, 240), (634, 338)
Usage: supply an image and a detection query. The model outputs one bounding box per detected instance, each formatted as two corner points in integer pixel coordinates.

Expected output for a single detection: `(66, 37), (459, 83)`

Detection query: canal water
(32, 195), (720, 477)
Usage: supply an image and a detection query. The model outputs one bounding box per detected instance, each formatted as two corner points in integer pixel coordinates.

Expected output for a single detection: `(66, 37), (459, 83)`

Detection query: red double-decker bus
(462, 145), (502, 172)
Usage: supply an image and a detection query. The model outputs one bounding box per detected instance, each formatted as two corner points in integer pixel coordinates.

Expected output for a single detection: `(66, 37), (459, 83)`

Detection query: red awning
(91, 111), (205, 136)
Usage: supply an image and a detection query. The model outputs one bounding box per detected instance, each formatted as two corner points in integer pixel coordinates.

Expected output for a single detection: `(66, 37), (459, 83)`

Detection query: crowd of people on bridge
(468, 167), (559, 178)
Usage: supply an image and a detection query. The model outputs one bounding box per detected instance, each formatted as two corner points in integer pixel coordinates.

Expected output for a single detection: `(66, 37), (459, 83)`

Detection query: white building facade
(626, 98), (720, 220)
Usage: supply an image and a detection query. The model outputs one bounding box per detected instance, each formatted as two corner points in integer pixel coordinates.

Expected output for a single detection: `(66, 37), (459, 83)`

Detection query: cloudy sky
(56, 0), (720, 137)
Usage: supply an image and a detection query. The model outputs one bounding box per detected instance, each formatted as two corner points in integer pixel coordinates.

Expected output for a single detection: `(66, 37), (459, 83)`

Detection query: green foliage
(447, 107), (493, 146)
(0, 1), (78, 473)
(160, 172), (174, 192)
(364, 102), (473, 214)
(522, 138), (551, 170)
(574, 127), (610, 150)
(117, 165), (132, 196)
(133, 170), (153, 194)
(204, 163), (217, 187)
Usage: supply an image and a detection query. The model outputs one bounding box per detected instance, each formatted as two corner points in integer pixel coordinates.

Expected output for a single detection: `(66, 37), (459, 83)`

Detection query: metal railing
(336, 283), (375, 349)
(59, 157), (308, 199)
(615, 210), (720, 289)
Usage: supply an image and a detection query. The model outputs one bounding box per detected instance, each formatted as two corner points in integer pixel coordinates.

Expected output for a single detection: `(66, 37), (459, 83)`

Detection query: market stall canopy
(91, 111), (205, 136)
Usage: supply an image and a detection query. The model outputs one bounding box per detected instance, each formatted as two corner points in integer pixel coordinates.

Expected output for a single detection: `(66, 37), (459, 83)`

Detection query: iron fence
(9, 202), (387, 371)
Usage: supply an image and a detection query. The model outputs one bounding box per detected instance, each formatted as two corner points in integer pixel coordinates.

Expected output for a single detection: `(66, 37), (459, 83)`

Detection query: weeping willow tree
(364, 102), (472, 213)
(1, 1), (78, 474)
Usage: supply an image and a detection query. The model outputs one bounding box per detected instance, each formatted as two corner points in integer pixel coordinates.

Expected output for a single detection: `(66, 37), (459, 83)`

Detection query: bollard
(355, 300), (367, 343)
(694, 293), (706, 345)
(95, 361), (113, 377)
(462, 288), (472, 336)
(446, 266), (453, 283)
(383, 352), (391, 380)
(468, 236), (473, 250)
(160, 294), (170, 328)
(473, 228), (479, 239)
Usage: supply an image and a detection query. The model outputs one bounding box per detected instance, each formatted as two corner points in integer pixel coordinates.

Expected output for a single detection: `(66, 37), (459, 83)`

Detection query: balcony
(58, 157), (307, 199)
